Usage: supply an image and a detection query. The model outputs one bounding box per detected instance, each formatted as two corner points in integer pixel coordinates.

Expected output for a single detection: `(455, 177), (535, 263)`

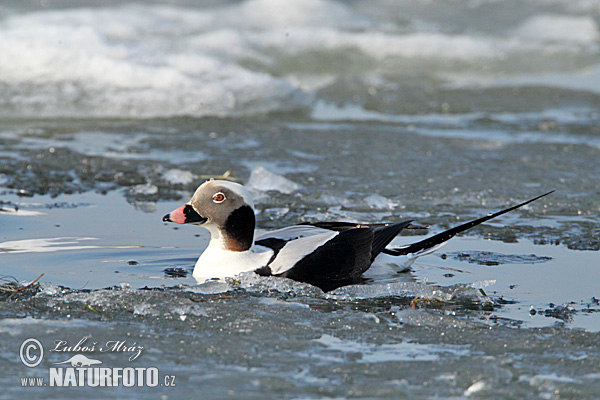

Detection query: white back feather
(267, 231), (338, 275)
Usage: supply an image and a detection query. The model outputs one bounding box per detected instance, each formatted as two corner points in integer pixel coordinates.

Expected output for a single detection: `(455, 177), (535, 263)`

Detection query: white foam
(0, 5), (308, 118)
(234, 0), (370, 30)
(516, 15), (599, 44)
(0, 3), (597, 118)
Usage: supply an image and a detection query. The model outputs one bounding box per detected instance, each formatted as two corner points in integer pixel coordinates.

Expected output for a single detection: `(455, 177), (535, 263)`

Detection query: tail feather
(371, 220), (414, 261)
(383, 191), (554, 257)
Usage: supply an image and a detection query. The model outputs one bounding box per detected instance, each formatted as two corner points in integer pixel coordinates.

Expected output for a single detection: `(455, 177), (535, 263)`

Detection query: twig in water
(8, 273), (44, 300)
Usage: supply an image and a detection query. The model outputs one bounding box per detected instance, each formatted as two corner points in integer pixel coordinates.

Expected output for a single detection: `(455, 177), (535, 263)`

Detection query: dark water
(1, 0), (600, 398)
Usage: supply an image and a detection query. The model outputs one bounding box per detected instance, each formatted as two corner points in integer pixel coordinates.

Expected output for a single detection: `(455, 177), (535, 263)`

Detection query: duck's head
(162, 180), (256, 251)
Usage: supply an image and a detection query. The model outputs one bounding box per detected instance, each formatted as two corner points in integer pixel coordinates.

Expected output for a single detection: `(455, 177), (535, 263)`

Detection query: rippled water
(1, 0), (600, 398)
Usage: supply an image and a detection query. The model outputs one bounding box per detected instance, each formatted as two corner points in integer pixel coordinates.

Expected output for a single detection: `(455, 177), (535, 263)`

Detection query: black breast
(223, 205), (255, 251)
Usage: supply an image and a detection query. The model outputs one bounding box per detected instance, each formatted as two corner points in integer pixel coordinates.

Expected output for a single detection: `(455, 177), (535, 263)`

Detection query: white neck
(192, 223), (271, 281)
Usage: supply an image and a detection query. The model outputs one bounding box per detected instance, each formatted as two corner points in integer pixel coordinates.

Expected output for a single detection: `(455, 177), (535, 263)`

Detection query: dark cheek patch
(223, 205), (255, 252)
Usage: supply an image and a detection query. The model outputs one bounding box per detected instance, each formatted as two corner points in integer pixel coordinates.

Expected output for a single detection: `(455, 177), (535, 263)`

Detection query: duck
(162, 179), (552, 291)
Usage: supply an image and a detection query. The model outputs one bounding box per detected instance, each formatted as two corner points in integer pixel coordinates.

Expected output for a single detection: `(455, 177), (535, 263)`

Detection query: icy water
(1, 0), (600, 399)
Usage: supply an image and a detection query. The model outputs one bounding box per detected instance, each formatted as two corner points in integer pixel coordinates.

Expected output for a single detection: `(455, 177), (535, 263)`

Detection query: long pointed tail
(383, 191), (554, 257)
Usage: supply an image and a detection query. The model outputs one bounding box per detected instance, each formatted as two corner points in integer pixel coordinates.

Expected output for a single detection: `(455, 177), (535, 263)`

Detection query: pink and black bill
(162, 204), (207, 224)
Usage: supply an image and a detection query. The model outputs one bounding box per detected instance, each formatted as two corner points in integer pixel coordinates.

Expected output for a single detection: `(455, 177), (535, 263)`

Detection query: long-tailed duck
(163, 180), (552, 291)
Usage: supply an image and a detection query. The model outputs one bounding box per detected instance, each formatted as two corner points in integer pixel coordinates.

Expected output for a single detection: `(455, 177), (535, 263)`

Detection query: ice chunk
(364, 193), (399, 210)
(188, 279), (231, 295)
(469, 280), (496, 290)
(133, 303), (160, 316)
(170, 305), (191, 316)
(229, 271), (324, 297)
(262, 207), (290, 219)
(464, 380), (487, 396)
(129, 183), (158, 196)
(39, 282), (65, 296)
(313, 334), (471, 363)
(327, 280), (491, 306)
(246, 166), (301, 194)
(446, 251), (553, 266)
(328, 281), (430, 301)
(162, 169), (195, 185)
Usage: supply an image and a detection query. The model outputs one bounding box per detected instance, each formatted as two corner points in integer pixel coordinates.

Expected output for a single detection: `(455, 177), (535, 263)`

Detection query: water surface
(1, 0), (599, 398)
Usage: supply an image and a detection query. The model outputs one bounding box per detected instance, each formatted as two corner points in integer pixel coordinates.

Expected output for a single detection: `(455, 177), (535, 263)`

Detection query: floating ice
(520, 374), (579, 385)
(188, 279), (231, 295)
(446, 251), (552, 266)
(129, 183), (158, 196)
(313, 334), (471, 363)
(469, 280), (496, 290)
(162, 169), (195, 185)
(262, 207), (290, 219)
(302, 204), (391, 223)
(464, 380), (487, 396)
(327, 280), (491, 307)
(133, 303), (160, 317)
(328, 281), (438, 301)
(38, 282), (65, 296)
(364, 193), (399, 210)
(246, 166), (301, 194)
(0, 317), (100, 336)
(228, 271), (324, 297)
(258, 297), (310, 309)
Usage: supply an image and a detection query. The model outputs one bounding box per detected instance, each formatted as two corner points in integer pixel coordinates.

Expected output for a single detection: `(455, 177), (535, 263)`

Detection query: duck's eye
(212, 192), (226, 203)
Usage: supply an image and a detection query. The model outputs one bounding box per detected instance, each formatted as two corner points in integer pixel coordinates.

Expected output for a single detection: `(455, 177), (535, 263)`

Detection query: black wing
(261, 227), (374, 292)
(299, 220), (415, 261)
